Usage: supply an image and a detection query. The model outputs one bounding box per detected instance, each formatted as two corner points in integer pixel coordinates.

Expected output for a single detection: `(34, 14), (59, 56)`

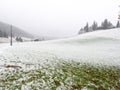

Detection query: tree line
(78, 19), (120, 34)
(1, 19), (120, 38)
(0, 30), (8, 38)
(0, 30), (23, 42)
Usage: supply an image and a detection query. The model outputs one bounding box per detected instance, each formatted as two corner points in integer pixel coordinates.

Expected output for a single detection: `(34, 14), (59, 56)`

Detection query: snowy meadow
(0, 28), (120, 90)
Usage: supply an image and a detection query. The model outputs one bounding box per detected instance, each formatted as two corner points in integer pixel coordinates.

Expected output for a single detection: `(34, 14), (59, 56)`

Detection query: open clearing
(0, 28), (120, 89)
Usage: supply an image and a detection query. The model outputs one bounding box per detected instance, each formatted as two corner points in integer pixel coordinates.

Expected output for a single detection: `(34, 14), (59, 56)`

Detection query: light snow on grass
(0, 28), (120, 89)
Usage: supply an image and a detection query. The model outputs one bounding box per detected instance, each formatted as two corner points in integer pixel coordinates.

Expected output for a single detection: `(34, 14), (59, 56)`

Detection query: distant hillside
(0, 21), (33, 38)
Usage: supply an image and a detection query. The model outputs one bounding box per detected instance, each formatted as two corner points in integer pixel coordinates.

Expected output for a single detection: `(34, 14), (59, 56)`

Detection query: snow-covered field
(0, 37), (31, 43)
(0, 28), (120, 67)
(0, 28), (120, 90)
(0, 37), (11, 43)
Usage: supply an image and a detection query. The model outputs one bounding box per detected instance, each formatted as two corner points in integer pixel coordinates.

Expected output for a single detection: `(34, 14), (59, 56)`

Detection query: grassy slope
(0, 60), (120, 90)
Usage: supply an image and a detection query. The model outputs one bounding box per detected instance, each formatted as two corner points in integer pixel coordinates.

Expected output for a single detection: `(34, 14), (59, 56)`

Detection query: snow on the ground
(0, 37), (31, 43)
(0, 37), (17, 43)
(0, 28), (120, 68)
(0, 37), (10, 43)
(21, 37), (32, 42)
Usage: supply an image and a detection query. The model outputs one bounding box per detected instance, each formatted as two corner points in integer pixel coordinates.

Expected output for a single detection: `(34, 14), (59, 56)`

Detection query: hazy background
(0, 0), (119, 37)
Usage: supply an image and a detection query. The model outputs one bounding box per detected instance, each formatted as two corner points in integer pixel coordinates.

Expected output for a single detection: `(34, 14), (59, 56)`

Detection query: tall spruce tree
(84, 23), (89, 32)
(116, 21), (120, 28)
(101, 19), (113, 29)
(101, 19), (109, 29)
(92, 21), (98, 31)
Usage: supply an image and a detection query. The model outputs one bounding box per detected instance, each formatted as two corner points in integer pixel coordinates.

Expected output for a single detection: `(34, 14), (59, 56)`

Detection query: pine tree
(101, 19), (113, 29)
(16, 37), (23, 42)
(116, 21), (120, 28)
(84, 23), (89, 32)
(19, 37), (23, 42)
(78, 28), (84, 34)
(0, 30), (2, 37)
(92, 21), (98, 31)
(101, 19), (108, 29)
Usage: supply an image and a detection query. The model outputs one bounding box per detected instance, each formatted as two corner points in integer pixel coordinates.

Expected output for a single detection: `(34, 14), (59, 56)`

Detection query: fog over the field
(0, 0), (119, 37)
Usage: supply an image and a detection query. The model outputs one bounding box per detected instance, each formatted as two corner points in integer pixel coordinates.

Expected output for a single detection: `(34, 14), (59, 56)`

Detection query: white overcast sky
(0, 0), (120, 37)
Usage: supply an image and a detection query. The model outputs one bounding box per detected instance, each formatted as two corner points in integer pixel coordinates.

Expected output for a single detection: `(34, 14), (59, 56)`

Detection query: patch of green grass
(0, 60), (120, 90)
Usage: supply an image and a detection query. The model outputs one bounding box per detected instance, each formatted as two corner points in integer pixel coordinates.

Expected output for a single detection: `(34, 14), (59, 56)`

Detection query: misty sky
(0, 0), (120, 37)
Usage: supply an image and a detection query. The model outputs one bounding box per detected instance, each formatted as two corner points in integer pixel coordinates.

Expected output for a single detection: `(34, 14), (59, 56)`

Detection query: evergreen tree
(78, 28), (84, 34)
(16, 37), (23, 42)
(101, 19), (109, 29)
(101, 19), (113, 29)
(92, 21), (98, 31)
(0, 30), (2, 37)
(19, 37), (23, 42)
(116, 21), (120, 28)
(16, 37), (19, 41)
(84, 23), (89, 32)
